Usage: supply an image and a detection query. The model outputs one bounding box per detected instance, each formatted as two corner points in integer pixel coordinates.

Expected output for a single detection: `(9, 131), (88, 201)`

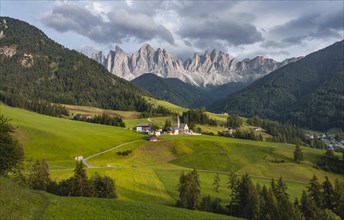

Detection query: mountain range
(92, 45), (301, 87)
(210, 40), (344, 131)
(1, 16), (342, 131)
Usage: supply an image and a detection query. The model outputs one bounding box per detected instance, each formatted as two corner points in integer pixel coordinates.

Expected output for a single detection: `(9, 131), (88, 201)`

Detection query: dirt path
(82, 140), (144, 168)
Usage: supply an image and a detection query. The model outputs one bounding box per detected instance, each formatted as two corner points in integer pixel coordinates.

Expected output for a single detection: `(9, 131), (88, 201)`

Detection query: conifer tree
(29, 159), (51, 191)
(71, 161), (90, 197)
(300, 190), (323, 220)
(293, 145), (304, 163)
(213, 172), (220, 193)
(333, 179), (344, 219)
(307, 175), (322, 207)
(259, 185), (278, 220)
(322, 176), (335, 210)
(177, 168), (200, 210)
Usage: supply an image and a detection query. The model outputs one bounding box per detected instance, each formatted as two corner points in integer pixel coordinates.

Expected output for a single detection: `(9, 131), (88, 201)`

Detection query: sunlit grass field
(1, 103), (343, 218)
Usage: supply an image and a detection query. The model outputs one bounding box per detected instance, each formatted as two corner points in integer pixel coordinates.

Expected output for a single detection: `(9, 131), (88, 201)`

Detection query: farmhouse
(136, 123), (151, 133)
(251, 127), (263, 132)
(79, 114), (92, 120)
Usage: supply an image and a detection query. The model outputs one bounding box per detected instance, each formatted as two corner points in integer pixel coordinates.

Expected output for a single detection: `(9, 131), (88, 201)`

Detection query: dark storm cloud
(41, 3), (175, 45)
(178, 18), (263, 47)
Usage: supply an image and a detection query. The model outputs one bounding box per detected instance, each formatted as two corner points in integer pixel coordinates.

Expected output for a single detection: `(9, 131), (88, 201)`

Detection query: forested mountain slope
(210, 40), (344, 131)
(0, 17), (148, 111)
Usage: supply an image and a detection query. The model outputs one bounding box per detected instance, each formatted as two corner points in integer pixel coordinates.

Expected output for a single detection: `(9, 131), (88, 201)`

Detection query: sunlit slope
(0, 103), (145, 169)
(0, 177), (239, 220)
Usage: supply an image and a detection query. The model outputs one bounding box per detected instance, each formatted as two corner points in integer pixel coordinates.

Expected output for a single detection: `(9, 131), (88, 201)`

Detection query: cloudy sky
(1, 0), (343, 61)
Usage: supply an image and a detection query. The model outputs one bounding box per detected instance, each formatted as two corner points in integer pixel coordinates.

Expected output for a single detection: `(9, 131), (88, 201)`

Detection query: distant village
(305, 133), (344, 150)
(136, 116), (200, 141)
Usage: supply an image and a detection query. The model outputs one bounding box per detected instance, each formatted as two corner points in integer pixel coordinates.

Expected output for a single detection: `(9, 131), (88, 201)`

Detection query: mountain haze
(93, 45), (301, 87)
(210, 40), (344, 131)
(0, 17), (149, 111)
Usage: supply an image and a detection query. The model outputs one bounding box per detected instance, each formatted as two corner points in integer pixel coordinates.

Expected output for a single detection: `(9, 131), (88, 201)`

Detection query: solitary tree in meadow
(293, 145), (304, 163)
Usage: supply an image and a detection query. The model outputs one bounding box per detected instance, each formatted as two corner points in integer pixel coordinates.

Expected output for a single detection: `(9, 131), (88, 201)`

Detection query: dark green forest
(177, 169), (344, 220)
(132, 73), (248, 108)
(0, 17), (149, 112)
(211, 40), (344, 131)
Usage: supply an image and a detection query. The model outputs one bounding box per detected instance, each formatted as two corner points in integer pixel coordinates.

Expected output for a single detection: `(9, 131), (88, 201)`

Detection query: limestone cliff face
(92, 44), (301, 87)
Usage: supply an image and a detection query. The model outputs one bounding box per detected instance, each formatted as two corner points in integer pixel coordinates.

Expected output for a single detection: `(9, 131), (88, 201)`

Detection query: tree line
(181, 108), (217, 129)
(247, 116), (307, 145)
(0, 93), (69, 117)
(73, 113), (125, 127)
(13, 159), (116, 199)
(177, 169), (344, 220)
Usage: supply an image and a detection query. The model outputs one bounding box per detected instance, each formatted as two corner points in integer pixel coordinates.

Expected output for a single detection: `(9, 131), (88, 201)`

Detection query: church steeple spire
(176, 115), (180, 128)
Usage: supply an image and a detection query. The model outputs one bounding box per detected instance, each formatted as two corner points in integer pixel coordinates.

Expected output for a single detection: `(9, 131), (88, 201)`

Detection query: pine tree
(333, 179), (344, 219)
(293, 145), (304, 163)
(259, 185), (278, 220)
(307, 175), (322, 207)
(300, 190), (323, 220)
(177, 169), (200, 210)
(235, 173), (259, 219)
(213, 172), (220, 193)
(0, 115), (24, 175)
(187, 168), (200, 210)
(29, 159), (51, 191)
(322, 176), (335, 210)
(71, 161), (90, 197)
(275, 177), (289, 200)
(177, 171), (188, 208)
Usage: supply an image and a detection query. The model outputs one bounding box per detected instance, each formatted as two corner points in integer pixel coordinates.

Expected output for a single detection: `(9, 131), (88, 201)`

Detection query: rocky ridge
(92, 44), (301, 87)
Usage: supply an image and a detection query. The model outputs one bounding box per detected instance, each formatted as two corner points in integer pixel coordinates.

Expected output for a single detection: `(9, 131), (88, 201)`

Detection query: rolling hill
(210, 40), (344, 131)
(0, 17), (148, 111)
(0, 176), (237, 220)
(2, 103), (342, 205)
(132, 73), (248, 108)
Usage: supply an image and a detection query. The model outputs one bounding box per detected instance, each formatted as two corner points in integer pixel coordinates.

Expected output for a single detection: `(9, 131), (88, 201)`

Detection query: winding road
(82, 140), (144, 168)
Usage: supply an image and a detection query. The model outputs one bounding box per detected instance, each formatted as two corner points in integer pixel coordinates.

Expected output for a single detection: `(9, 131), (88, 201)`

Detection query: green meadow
(1, 103), (343, 219)
(0, 103), (146, 169)
(0, 176), (238, 220)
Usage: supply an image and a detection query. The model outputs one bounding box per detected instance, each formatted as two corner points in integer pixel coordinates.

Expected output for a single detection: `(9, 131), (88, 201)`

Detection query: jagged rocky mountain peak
(92, 45), (300, 87)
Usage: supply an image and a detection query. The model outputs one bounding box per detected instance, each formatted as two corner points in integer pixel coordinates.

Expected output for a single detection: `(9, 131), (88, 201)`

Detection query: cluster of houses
(306, 133), (344, 149)
(136, 116), (199, 140)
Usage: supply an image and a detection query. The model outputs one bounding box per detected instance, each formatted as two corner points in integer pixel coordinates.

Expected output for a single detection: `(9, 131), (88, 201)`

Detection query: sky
(1, 0), (343, 61)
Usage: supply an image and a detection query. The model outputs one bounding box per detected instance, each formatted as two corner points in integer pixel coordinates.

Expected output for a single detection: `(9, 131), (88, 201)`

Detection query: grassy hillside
(2, 103), (343, 213)
(64, 104), (141, 120)
(0, 103), (146, 169)
(0, 177), (238, 220)
(145, 96), (228, 123)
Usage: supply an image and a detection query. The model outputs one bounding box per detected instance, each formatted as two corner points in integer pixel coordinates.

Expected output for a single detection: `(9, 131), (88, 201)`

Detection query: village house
(251, 127), (263, 132)
(79, 114), (92, 120)
(136, 123), (151, 133)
